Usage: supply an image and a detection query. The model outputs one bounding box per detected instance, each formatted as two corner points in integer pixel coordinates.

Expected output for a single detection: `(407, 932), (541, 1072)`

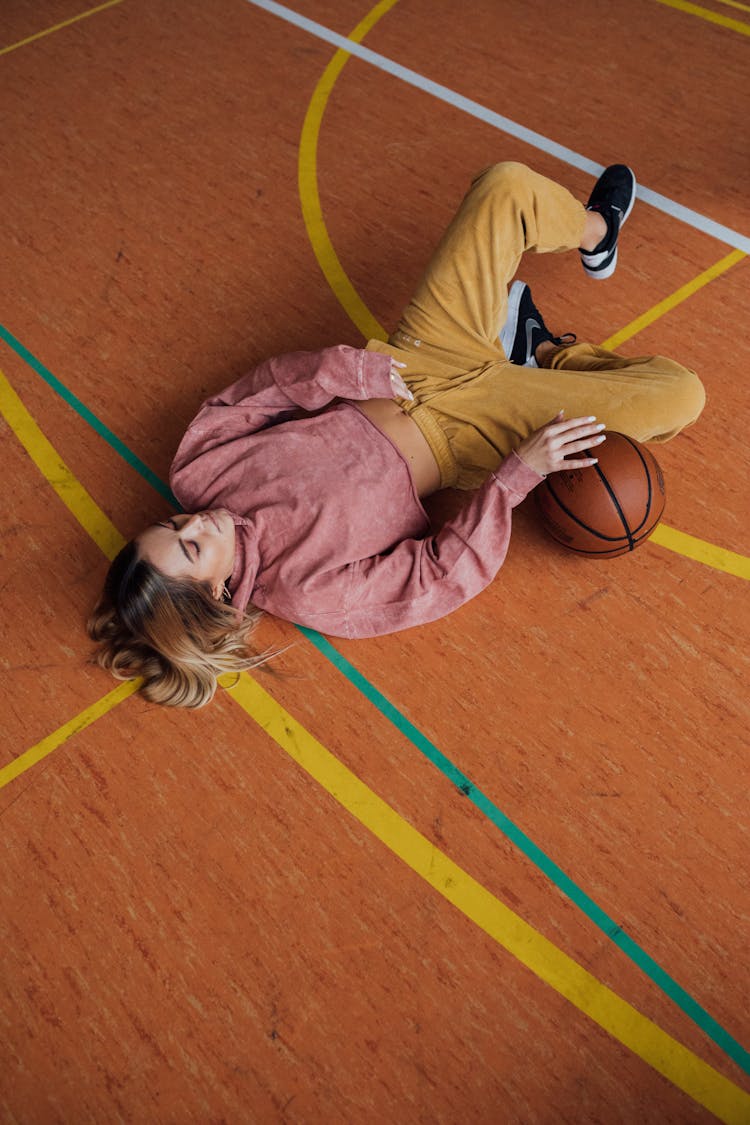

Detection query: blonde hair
(88, 541), (269, 708)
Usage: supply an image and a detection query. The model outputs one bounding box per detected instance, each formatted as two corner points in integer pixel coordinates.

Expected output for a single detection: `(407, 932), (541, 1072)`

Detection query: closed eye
(179, 540), (200, 563)
(157, 520), (199, 564)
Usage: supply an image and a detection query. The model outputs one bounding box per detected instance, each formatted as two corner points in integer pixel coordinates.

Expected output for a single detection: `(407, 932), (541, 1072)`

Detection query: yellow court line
(650, 524), (750, 577)
(599, 248), (750, 580)
(0, 367), (125, 560)
(297, 10), (749, 580)
(652, 0), (750, 32)
(713, 0), (750, 12)
(0, 0), (124, 58)
(0, 0), (745, 1104)
(0, 680), (140, 791)
(5, 649), (750, 1121)
(600, 250), (746, 350)
(3, 358), (749, 1118)
(298, 0), (398, 343)
(229, 673), (750, 1125)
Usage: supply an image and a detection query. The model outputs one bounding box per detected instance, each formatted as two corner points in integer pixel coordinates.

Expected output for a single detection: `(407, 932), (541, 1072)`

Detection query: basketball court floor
(1, 1), (749, 1121)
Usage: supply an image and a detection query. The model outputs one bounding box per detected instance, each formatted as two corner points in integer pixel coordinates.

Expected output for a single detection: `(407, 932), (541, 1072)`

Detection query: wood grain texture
(1, 0), (748, 1121)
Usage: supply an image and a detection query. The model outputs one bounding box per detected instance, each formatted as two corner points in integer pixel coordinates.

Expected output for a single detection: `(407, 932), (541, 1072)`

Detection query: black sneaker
(499, 281), (575, 367)
(579, 164), (637, 280)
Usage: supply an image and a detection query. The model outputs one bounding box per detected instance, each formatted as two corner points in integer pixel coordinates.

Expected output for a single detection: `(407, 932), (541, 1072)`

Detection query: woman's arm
(202, 345), (397, 420)
(171, 345), (401, 482)
(259, 415), (606, 639)
(258, 452), (543, 639)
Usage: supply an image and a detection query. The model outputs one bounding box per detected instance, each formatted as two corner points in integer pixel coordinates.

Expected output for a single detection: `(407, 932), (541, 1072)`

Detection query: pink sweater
(169, 346), (542, 638)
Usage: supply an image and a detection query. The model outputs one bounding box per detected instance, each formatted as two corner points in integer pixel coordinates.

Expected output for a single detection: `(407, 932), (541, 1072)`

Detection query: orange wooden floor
(2, 1), (749, 1122)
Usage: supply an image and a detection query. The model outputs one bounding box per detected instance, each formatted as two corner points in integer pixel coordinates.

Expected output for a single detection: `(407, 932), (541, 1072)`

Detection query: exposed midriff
(354, 398), (441, 498)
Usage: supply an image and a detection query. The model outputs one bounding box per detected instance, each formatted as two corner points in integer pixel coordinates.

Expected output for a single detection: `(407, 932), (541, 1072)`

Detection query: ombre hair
(88, 541), (269, 708)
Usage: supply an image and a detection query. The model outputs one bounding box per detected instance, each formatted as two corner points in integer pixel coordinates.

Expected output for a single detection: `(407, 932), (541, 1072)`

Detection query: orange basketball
(535, 431), (665, 557)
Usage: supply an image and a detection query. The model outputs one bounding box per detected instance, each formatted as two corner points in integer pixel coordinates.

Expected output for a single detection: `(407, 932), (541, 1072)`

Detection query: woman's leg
(367, 161), (704, 490)
(389, 161), (587, 371)
(432, 344), (705, 490)
(541, 342), (706, 443)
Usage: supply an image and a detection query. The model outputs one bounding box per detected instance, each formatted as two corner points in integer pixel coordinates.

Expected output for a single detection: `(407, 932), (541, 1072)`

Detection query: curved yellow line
(1, 9), (747, 1103)
(298, 0), (397, 342)
(2, 308), (749, 1122)
(0, 11), (746, 1116)
(297, 14), (749, 579)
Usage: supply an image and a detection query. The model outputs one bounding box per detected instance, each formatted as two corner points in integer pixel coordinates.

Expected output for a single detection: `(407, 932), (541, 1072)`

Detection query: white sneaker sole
(581, 167), (637, 280)
(499, 280), (526, 358)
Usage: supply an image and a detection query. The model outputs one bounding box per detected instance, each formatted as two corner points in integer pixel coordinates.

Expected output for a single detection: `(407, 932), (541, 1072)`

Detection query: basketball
(535, 431), (666, 557)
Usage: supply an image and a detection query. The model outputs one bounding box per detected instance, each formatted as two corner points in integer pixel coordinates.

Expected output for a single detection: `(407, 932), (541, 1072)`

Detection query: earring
(222, 583), (232, 603)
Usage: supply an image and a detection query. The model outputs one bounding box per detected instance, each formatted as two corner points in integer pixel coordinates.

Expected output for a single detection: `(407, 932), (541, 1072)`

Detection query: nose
(181, 512), (204, 534)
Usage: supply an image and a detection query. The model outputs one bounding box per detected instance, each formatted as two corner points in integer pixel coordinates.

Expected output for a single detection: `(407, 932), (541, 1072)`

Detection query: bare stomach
(355, 398), (441, 498)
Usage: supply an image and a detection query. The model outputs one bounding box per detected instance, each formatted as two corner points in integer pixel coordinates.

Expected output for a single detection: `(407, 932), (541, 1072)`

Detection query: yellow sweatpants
(367, 161), (705, 490)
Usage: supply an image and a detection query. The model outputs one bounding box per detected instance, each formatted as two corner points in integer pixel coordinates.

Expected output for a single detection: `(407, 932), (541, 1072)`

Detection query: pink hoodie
(169, 346), (542, 638)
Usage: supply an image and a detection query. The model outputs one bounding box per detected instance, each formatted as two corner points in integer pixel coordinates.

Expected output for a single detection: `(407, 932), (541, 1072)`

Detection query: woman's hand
(390, 360), (414, 401)
(515, 412), (606, 476)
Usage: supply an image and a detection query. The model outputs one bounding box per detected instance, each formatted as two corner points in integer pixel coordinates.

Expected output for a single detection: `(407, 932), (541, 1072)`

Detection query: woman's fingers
(557, 434), (606, 456)
(512, 414), (608, 477)
(390, 369), (414, 401)
(548, 416), (604, 439)
(557, 455), (601, 470)
(549, 431), (606, 472)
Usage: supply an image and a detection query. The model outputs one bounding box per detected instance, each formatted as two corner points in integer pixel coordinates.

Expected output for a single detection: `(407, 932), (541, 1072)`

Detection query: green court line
(3, 320), (749, 1077)
(0, 323), (177, 506)
(299, 627), (750, 1076)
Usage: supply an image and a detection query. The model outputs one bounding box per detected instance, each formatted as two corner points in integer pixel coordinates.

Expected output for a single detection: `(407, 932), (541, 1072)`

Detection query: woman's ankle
(579, 210), (607, 251)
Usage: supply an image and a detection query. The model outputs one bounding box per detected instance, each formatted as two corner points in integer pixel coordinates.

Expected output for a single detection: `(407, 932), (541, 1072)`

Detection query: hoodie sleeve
(195, 346), (391, 426)
(257, 453), (544, 638)
(170, 346), (394, 491)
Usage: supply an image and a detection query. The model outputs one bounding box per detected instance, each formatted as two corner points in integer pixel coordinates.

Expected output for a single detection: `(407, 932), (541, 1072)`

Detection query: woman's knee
(472, 160), (533, 192)
(682, 368), (706, 425)
(643, 359), (706, 439)
(661, 360), (706, 427)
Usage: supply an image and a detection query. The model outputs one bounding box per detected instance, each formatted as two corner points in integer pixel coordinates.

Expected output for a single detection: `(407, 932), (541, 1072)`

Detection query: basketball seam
(619, 433), (657, 535)
(544, 472), (631, 544)
(547, 522), (660, 556)
(539, 434), (665, 555)
(590, 455), (636, 550)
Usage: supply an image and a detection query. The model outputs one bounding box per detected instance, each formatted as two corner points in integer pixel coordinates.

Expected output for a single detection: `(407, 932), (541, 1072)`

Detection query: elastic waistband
(408, 404), (458, 489)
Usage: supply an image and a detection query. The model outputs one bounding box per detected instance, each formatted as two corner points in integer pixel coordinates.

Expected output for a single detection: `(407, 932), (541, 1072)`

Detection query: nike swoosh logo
(525, 318), (541, 364)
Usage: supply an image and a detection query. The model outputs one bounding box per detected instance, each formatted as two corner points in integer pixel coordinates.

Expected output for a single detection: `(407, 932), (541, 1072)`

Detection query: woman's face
(137, 509), (237, 599)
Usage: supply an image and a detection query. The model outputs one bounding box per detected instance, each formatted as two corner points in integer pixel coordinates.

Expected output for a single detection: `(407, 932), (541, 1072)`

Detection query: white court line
(246, 0), (750, 255)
